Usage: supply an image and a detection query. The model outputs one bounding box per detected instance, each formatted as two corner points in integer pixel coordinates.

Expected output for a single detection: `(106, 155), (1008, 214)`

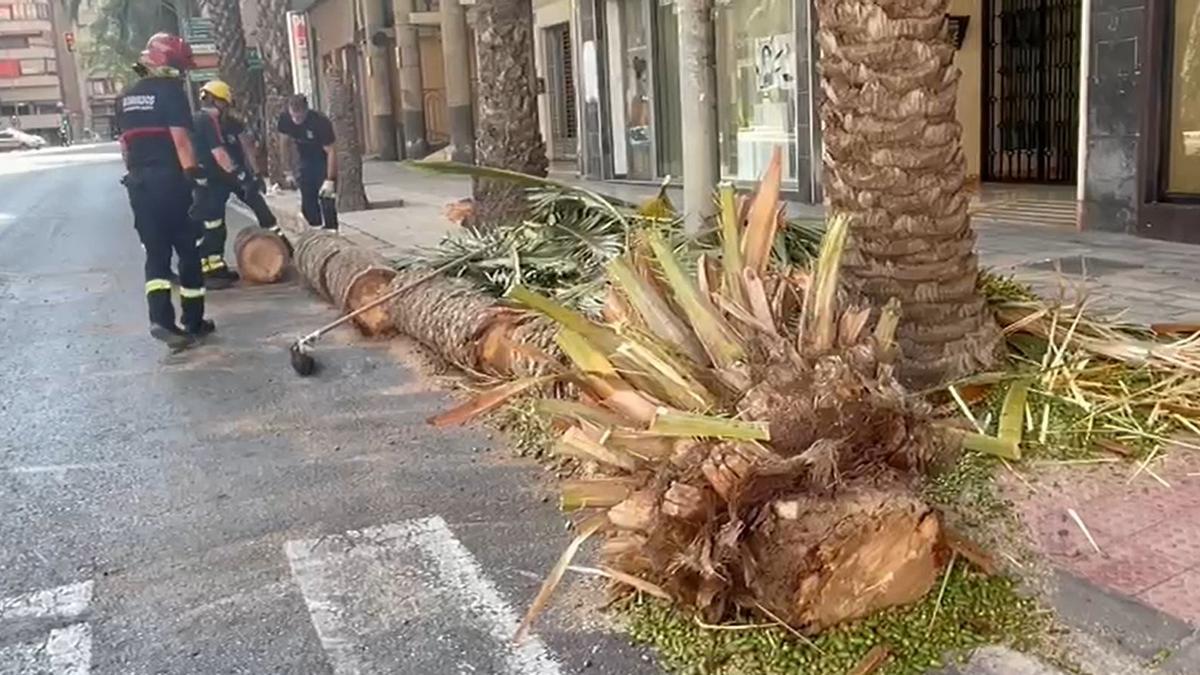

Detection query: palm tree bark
(472, 0), (548, 227)
(814, 0), (1000, 387)
(327, 66), (369, 212)
(255, 0), (295, 186)
(200, 0), (261, 127)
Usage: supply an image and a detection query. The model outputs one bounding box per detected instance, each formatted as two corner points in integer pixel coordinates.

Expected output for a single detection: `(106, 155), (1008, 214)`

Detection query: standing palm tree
(327, 65), (369, 212)
(198, 0), (260, 126)
(255, 0), (294, 186)
(472, 0), (548, 227)
(813, 0), (1000, 387)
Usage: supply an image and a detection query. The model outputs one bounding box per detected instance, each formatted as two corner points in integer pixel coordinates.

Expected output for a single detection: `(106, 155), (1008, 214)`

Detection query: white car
(0, 128), (47, 151)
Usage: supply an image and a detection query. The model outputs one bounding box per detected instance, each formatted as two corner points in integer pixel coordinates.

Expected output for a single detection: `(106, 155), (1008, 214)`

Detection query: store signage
(288, 12), (314, 99)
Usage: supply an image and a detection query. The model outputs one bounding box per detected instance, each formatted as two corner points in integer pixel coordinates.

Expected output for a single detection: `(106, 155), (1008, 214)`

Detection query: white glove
(319, 180), (336, 199)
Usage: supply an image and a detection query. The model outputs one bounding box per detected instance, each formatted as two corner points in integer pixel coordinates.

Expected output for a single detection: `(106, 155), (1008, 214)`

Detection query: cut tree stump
(747, 484), (943, 633)
(324, 247), (397, 336)
(233, 228), (291, 284)
(293, 229), (344, 302)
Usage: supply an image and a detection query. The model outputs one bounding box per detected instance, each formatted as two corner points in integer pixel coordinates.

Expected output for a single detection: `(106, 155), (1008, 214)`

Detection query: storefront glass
(714, 0), (798, 185)
(1167, 0), (1200, 194)
(620, 0), (656, 180)
(654, 0), (683, 179)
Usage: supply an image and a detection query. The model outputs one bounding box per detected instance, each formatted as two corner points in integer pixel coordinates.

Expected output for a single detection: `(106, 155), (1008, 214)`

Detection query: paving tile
(1066, 541), (1192, 596)
(1140, 567), (1200, 626)
(1125, 513), (1200, 568)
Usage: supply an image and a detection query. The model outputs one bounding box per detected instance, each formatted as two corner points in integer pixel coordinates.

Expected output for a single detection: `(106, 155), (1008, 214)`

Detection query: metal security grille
(545, 23), (578, 160)
(982, 0), (1081, 183)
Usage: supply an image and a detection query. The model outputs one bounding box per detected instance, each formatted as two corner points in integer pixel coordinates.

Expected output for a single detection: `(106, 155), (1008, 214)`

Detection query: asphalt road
(0, 145), (657, 674)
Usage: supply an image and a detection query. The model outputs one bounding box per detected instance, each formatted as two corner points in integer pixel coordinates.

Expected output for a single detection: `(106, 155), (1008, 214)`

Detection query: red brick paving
(1007, 452), (1200, 626)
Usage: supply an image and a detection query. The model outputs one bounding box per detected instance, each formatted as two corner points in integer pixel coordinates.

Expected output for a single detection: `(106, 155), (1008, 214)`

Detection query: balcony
(0, 20), (51, 36)
(0, 74), (60, 90)
(8, 113), (59, 130)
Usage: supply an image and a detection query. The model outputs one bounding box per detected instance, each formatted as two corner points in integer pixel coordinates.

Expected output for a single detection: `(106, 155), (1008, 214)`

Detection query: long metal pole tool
(289, 254), (473, 376)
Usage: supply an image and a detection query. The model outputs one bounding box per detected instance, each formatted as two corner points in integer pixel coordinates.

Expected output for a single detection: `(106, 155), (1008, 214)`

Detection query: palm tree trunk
(327, 65), (369, 212)
(472, 0), (548, 227)
(199, 0), (261, 128)
(814, 0), (1000, 387)
(255, 0), (295, 186)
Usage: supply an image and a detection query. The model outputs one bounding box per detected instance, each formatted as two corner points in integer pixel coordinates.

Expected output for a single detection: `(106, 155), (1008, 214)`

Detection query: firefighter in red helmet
(116, 33), (214, 350)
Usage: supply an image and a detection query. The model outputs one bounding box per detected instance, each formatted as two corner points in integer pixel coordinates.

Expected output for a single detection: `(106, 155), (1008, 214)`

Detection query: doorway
(544, 23), (579, 160)
(652, 0), (682, 179)
(981, 0), (1081, 183)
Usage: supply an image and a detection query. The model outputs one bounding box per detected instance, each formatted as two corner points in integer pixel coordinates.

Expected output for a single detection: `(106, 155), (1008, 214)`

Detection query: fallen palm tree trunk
(293, 229), (343, 302)
(384, 268), (558, 377)
(233, 228), (291, 284)
(325, 248), (397, 336)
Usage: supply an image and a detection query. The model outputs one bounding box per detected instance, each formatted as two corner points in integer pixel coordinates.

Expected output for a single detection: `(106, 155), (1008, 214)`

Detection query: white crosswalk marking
(285, 516), (563, 675)
(0, 582), (93, 675)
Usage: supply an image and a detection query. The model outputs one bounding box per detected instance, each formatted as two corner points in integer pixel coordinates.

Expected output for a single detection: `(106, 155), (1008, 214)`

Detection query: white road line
(47, 624), (92, 675)
(2, 462), (124, 475)
(0, 623), (91, 675)
(285, 516), (563, 675)
(0, 581), (93, 621)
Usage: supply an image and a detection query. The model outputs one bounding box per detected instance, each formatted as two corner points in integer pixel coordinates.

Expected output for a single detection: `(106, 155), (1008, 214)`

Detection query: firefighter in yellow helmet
(191, 79), (278, 288)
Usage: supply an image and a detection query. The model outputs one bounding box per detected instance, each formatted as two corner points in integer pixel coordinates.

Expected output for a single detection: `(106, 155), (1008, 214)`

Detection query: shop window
(1167, 0), (1200, 195)
(715, 0), (797, 184)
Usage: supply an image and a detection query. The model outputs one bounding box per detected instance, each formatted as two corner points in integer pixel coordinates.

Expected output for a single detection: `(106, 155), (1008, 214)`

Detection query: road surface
(0, 145), (656, 674)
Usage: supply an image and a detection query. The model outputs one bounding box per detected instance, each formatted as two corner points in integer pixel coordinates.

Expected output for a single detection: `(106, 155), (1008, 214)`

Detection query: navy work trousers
(124, 168), (205, 330)
(196, 178), (278, 272)
(298, 160), (338, 230)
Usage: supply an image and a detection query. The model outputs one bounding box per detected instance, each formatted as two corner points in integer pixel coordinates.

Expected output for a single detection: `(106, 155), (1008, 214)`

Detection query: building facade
(0, 1), (63, 138)
(278, 0), (1198, 245)
(71, 1), (121, 138)
(1134, 0), (1200, 243)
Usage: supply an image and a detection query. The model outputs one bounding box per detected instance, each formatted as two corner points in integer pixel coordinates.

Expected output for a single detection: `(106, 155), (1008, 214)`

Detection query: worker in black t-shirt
(191, 79), (279, 288)
(276, 94), (338, 229)
(116, 32), (213, 351)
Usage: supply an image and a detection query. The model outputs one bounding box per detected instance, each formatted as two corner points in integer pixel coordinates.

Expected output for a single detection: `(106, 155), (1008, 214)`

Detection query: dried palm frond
(950, 276), (1200, 461)
(468, 191), (949, 637)
(402, 161), (824, 314)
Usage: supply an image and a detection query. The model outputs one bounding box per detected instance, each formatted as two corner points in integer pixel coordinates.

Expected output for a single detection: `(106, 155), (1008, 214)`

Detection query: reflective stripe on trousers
(145, 278), (172, 294)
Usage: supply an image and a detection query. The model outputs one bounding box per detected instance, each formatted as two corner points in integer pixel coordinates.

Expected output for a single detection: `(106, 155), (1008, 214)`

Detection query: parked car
(0, 128), (48, 151)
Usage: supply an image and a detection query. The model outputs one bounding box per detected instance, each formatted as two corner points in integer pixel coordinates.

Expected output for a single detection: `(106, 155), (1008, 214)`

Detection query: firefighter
(276, 94), (338, 230)
(115, 32), (213, 350)
(192, 79), (279, 288)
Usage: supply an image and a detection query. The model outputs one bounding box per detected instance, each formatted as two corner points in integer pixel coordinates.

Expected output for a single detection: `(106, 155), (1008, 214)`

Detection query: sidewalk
(302, 159), (1200, 328)
(262, 159), (1200, 672)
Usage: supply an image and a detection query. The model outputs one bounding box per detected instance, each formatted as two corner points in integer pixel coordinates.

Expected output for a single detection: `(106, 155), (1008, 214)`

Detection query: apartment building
(72, 1), (120, 138)
(0, 1), (62, 139)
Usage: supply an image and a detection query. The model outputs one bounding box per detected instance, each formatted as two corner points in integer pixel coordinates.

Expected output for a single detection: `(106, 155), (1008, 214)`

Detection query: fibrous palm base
(596, 332), (946, 631)
(512, 209), (951, 635)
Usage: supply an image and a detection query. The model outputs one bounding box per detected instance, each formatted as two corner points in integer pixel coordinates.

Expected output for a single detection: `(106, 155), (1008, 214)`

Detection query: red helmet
(138, 33), (195, 71)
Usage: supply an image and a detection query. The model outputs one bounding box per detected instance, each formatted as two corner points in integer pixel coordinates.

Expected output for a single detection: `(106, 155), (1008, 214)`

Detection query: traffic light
(64, 32), (75, 52)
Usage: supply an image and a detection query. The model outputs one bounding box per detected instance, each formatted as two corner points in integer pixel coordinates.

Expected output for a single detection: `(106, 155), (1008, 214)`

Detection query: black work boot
(186, 319), (216, 338)
(150, 324), (197, 352)
(204, 267), (240, 290)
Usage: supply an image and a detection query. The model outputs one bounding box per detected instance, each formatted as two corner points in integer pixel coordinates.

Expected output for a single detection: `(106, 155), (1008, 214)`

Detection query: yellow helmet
(200, 79), (233, 104)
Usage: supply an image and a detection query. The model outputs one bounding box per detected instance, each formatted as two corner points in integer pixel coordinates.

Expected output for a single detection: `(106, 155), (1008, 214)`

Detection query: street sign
(185, 17), (214, 44)
(247, 46), (263, 71)
(188, 68), (219, 83)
